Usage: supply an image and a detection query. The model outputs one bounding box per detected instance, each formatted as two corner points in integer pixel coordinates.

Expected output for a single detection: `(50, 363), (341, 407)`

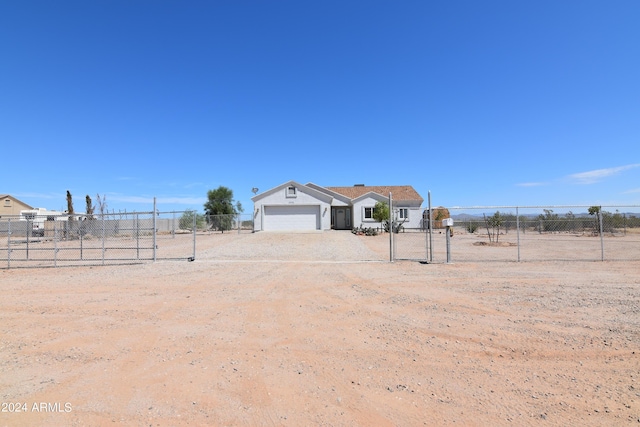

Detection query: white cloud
(516, 182), (546, 187)
(568, 164), (640, 184)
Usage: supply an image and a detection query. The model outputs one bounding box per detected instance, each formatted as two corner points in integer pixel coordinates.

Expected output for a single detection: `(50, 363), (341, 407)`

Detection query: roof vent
(354, 184), (365, 187)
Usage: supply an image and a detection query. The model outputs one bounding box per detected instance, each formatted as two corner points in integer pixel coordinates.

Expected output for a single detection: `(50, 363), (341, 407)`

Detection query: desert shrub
(466, 222), (480, 233)
(352, 225), (378, 236)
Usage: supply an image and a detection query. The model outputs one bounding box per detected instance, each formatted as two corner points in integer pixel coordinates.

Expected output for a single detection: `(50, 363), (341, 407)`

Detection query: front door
(336, 209), (346, 229)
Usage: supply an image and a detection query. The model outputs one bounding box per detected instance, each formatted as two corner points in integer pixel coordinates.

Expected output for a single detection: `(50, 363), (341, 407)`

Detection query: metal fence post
(428, 191), (433, 263)
(389, 192), (394, 262)
(26, 217), (30, 260)
(80, 224), (84, 260)
(599, 210), (604, 261)
(153, 198), (157, 262)
(445, 224), (451, 263)
(135, 213), (140, 260)
(7, 218), (11, 269)
(54, 221), (58, 268)
(516, 206), (521, 262)
(192, 210), (197, 261)
(102, 213), (106, 266)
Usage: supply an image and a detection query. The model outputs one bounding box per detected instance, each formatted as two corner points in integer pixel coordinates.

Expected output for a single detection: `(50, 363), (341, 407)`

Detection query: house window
(286, 186), (297, 198)
(398, 208), (409, 220)
(364, 207), (375, 220)
(4, 199), (10, 207)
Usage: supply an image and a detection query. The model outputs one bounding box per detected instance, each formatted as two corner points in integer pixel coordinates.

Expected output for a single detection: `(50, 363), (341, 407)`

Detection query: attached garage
(263, 205), (320, 231)
(252, 180), (424, 233)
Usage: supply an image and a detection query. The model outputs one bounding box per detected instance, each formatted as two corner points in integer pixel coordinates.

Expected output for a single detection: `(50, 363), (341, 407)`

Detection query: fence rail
(3, 205), (639, 268)
(391, 205), (640, 263)
(0, 211), (258, 268)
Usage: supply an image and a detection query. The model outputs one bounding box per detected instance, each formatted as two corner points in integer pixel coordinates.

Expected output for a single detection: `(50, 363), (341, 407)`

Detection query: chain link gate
(0, 211), (199, 268)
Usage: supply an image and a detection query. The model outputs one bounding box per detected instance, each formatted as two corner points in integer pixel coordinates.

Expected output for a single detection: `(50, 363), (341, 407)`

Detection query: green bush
(466, 222), (479, 233)
(179, 210), (206, 230)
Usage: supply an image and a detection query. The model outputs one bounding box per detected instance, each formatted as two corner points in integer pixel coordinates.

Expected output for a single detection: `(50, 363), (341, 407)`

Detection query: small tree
(588, 206), (601, 234)
(564, 211), (576, 232)
(96, 194), (108, 216)
(85, 195), (95, 220)
(372, 201), (390, 232)
(179, 210), (206, 230)
(610, 210), (625, 231)
(538, 209), (559, 232)
(204, 186), (243, 232)
(484, 211), (504, 243)
(466, 221), (480, 233)
(66, 190), (75, 221)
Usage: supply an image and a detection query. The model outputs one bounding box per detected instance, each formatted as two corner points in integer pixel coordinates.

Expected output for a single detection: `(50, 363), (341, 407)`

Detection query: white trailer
(20, 208), (67, 236)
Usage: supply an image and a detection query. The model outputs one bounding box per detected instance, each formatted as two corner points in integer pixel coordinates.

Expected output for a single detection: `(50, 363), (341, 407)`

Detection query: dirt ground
(1, 232), (639, 426)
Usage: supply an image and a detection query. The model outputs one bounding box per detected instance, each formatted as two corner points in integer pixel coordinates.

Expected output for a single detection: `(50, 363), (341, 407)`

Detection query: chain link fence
(0, 211), (256, 268)
(393, 227), (429, 262)
(4, 205), (638, 268)
(441, 205), (640, 262)
(391, 205), (640, 263)
(201, 213), (255, 234)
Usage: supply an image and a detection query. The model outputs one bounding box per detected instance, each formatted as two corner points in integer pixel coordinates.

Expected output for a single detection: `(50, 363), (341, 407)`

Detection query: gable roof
(1, 194), (34, 210)
(325, 185), (423, 202)
(251, 180), (333, 203)
(305, 183), (352, 205)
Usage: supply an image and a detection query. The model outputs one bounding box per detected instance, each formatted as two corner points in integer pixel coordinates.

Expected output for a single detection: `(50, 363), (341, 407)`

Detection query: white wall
(353, 196), (385, 229)
(253, 186), (331, 231)
(353, 196), (424, 230)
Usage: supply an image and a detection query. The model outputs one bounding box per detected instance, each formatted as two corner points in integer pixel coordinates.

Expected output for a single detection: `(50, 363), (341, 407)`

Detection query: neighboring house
(251, 181), (424, 232)
(0, 194), (34, 218)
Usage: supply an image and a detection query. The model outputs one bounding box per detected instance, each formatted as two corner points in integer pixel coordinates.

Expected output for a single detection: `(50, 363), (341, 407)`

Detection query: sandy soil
(1, 232), (639, 426)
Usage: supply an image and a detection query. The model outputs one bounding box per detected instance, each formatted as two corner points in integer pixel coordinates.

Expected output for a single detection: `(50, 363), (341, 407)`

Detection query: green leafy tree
(372, 201), (390, 232)
(179, 210), (206, 230)
(610, 210), (625, 230)
(538, 209), (559, 232)
(204, 186), (243, 232)
(588, 206), (601, 234)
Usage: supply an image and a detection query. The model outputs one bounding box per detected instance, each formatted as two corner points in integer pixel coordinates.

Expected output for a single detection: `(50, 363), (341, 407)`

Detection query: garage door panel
(263, 205), (320, 231)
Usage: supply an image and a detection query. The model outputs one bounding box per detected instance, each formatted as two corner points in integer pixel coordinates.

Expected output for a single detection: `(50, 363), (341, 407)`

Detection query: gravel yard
(1, 232), (639, 426)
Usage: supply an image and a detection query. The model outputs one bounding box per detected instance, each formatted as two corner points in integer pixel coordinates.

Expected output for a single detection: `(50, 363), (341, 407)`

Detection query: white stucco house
(251, 181), (424, 232)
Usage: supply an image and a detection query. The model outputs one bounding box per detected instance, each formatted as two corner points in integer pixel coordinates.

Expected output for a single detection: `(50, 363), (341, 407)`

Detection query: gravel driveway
(196, 231), (389, 262)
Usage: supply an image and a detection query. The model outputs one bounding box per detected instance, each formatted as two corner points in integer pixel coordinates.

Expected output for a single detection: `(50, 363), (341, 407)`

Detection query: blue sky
(2, 1), (639, 214)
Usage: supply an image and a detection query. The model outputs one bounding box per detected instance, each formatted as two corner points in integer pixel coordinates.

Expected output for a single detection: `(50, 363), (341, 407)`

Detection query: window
(364, 207), (374, 220)
(4, 199), (10, 207)
(398, 208), (409, 220)
(286, 186), (297, 198)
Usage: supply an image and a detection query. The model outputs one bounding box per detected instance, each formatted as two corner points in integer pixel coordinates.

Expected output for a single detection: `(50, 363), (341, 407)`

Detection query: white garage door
(263, 205), (320, 231)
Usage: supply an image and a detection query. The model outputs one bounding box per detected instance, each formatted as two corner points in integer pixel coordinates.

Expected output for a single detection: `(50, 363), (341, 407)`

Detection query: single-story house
(251, 181), (424, 232)
(0, 194), (34, 218)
